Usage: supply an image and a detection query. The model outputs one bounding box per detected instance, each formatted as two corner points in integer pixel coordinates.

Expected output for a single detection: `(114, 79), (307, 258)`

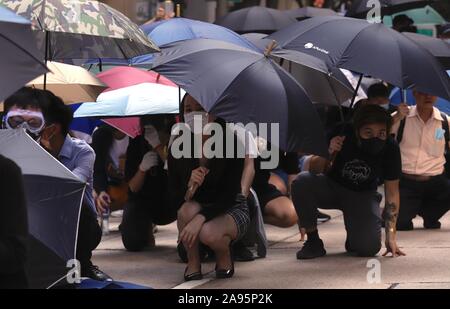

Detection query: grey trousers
(291, 172), (382, 257)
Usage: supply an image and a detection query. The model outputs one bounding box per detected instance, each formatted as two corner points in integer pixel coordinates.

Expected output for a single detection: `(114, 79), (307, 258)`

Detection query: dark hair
(353, 104), (392, 133)
(392, 14), (413, 28)
(367, 83), (389, 99)
(4, 87), (50, 113)
(43, 91), (73, 136)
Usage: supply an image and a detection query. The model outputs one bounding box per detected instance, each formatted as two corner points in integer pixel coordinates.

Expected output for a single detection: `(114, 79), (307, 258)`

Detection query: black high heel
(215, 243), (234, 279)
(184, 267), (203, 281)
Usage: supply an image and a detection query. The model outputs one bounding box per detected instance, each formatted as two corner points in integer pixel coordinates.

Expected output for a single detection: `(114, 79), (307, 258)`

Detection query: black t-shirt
(328, 128), (401, 192)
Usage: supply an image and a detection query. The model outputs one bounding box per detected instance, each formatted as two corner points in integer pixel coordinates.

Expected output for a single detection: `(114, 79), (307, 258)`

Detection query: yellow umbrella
(28, 61), (107, 105)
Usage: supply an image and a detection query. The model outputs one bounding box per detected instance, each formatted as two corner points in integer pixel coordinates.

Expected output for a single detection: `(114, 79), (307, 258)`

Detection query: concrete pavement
(93, 210), (450, 289)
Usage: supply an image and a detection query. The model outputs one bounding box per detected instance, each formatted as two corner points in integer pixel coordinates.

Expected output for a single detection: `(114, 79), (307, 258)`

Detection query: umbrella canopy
(74, 82), (181, 118)
(83, 17), (260, 67)
(96, 66), (175, 90)
(345, 0), (434, 18)
(28, 61), (107, 104)
(268, 16), (450, 101)
(390, 70), (450, 114)
(0, 0), (159, 61)
(287, 7), (337, 20)
(242, 33), (354, 106)
(151, 38), (328, 155)
(0, 129), (85, 289)
(215, 6), (297, 34)
(0, 5), (47, 101)
(402, 32), (450, 69)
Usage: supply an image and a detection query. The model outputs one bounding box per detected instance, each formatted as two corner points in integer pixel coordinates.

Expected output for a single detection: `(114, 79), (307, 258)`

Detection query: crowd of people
(1, 1), (449, 289)
(1, 78), (449, 287)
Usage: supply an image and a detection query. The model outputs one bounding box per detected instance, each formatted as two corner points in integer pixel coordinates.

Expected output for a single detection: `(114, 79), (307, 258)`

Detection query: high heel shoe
(215, 244), (234, 279)
(184, 267), (203, 281)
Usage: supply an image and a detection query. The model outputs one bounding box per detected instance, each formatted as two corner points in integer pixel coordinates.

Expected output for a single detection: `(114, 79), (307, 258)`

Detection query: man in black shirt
(0, 155), (28, 288)
(292, 105), (405, 259)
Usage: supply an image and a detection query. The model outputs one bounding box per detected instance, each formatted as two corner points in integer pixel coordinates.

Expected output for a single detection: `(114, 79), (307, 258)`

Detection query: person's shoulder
(70, 137), (95, 156)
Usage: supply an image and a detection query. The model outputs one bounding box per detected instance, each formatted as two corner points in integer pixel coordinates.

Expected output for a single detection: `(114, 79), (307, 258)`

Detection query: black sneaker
(83, 265), (112, 281)
(296, 239), (326, 260)
(232, 242), (255, 262)
(424, 220), (441, 230)
(317, 211), (331, 224)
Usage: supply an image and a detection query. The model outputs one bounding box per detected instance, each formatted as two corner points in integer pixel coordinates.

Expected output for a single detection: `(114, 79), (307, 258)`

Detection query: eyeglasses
(4, 109), (45, 134)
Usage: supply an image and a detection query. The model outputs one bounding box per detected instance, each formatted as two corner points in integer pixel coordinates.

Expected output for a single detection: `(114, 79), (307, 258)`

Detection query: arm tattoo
(382, 202), (398, 222)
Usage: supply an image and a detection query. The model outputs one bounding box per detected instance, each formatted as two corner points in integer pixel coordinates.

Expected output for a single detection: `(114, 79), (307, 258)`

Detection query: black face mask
(360, 138), (386, 156)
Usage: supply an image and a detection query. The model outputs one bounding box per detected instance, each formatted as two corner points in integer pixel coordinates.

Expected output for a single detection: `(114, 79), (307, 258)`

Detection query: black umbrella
(287, 7), (337, 21)
(268, 16), (450, 102)
(0, 6), (47, 101)
(242, 33), (354, 108)
(345, 0), (434, 18)
(152, 38), (328, 155)
(403, 32), (450, 70)
(215, 6), (297, 34)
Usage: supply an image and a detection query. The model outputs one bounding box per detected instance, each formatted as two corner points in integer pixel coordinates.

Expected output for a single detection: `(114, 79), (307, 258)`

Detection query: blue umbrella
(85, 18), (259, 67)
(0, 5), (47, 101)
(390, 71), (450, 114)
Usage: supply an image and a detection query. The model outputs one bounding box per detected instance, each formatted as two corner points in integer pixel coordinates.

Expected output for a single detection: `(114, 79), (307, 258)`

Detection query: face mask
(360, 137), (386, 156)
(184, 111), (208, 134)
(380, 103), (390, 110)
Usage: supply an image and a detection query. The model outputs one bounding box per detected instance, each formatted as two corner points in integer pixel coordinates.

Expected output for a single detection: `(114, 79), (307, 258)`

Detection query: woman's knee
(199, 223), (226, 248)
(177, 202), (201, 221)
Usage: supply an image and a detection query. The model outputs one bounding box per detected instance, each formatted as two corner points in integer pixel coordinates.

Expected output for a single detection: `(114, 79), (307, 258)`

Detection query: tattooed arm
(383, 180), (406, 257)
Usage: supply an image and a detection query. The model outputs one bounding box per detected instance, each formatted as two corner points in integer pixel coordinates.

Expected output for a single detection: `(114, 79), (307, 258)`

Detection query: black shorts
(254, 183), (284, 211)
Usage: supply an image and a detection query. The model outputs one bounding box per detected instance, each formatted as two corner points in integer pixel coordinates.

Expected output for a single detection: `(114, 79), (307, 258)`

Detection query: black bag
(396, 112), (450, 178)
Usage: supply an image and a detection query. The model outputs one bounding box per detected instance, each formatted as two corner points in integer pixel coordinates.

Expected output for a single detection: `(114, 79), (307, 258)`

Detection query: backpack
(396, 112), (450, 178)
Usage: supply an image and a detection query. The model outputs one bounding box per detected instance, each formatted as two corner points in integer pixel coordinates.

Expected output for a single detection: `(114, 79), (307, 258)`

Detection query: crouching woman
(168, 95), (249, 281)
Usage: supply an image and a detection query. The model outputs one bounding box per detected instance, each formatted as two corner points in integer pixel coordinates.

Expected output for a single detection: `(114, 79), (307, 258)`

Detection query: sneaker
(83, 265), (112, 281)
(423, 220), (441, 230)
(296, 239), (326, 260)
(317, 211), (331, 224)
(232, 242), (255, 262)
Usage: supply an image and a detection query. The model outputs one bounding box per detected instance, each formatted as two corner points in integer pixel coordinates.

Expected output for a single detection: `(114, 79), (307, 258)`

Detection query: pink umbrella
(96, 67), (179, 138)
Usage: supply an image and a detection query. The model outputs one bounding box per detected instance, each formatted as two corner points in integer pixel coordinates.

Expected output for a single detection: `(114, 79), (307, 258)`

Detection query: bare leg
(199, 214), (238, 270)
(263, 196), (298, 228)
(269, 173), (288, 195)
(177, 202), (202, 274)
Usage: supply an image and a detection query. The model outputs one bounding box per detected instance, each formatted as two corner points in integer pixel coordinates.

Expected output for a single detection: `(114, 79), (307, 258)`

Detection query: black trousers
(76, 203), (102, 274)
(120, 193), (177, 252)
(398, 174), (450, 226)
(291, 172), (382, 257)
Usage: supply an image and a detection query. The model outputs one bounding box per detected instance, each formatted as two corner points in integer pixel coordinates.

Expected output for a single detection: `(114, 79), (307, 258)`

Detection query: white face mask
(184, 111), (208, 134)
(380, 103), (390, 110)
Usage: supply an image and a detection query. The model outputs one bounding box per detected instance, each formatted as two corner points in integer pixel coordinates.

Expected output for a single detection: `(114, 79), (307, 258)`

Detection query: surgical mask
(184, 111), (208, 134)
(360, 137), (386, 156)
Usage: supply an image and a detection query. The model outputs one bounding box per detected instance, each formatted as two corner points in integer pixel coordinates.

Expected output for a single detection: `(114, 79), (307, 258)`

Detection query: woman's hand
(179, 215), (205, 249)
(187, 167), (209, 189)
